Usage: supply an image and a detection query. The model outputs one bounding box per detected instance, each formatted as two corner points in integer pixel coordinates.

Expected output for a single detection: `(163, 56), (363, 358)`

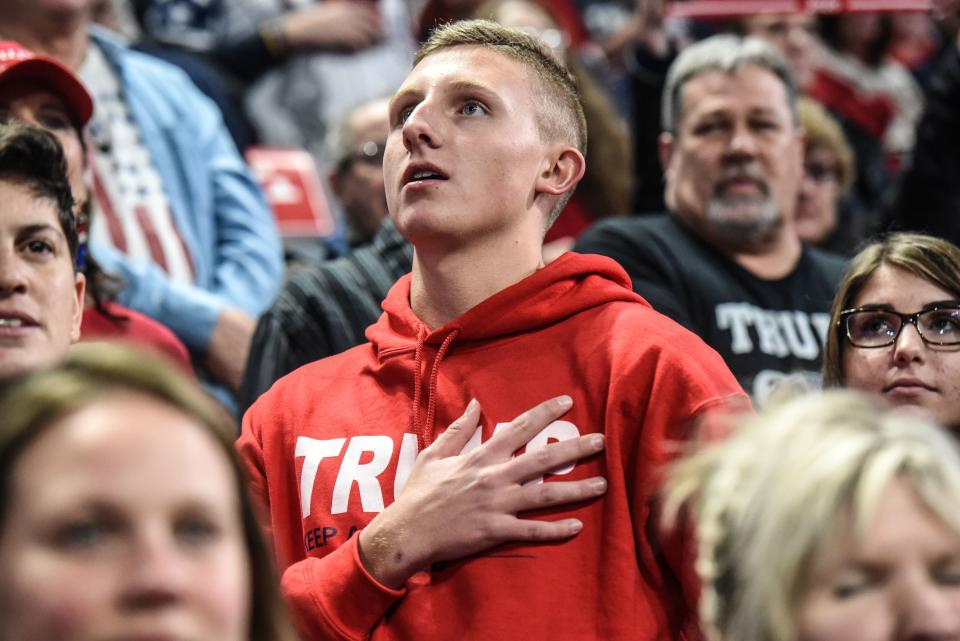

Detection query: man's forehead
(679, 65), (791, 119)
(395, 45), (531, 97)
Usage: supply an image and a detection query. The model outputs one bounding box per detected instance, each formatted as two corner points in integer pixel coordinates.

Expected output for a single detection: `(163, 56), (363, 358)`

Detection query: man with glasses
(328, 97), (392, 252)
(577, 34), (847, 405)
(239, 98), (413, 411)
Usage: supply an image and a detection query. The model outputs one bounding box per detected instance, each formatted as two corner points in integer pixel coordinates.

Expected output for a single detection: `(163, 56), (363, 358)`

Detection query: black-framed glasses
(839, 306), (960, 348)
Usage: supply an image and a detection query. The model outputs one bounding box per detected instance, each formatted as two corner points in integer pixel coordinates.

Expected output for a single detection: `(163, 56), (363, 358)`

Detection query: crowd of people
(2, 0), (960, 639)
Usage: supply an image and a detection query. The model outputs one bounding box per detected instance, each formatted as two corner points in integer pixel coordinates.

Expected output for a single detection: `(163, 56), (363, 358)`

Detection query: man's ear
(658, 132), (675, 174)
(536, 147), (586, 197)
(71, 271), (86, 343)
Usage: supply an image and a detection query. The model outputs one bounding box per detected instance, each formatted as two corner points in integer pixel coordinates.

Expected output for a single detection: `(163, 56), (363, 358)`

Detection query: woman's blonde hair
(822, 233), (960, 387)
(664, 390), (960, 641)
(0, 343), (300, 641)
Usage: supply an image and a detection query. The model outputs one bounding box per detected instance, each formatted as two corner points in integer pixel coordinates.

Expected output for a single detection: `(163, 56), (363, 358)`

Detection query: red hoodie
(239, 252), (746, 641)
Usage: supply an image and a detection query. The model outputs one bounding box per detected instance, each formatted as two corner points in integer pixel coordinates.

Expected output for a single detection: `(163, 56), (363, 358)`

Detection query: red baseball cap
(0, 40), (94, 128)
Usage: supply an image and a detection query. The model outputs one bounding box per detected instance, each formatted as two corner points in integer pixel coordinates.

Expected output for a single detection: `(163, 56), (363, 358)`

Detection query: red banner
(666, 0), (930, 17)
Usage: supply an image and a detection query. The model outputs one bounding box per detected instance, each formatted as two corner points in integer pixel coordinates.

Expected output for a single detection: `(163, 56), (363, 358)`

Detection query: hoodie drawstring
(412, 326), (460, 450)
(424, 329), (459, 445)
(412, 324), (427, 446)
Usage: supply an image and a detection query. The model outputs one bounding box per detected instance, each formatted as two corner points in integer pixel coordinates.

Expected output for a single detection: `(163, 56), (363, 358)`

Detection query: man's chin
(705, 198), (781, 248)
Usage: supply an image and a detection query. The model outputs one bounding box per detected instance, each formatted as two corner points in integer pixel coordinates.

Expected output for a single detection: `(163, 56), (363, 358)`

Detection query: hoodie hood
(367, 252), (645, 356)
(367, 252), (647, 448)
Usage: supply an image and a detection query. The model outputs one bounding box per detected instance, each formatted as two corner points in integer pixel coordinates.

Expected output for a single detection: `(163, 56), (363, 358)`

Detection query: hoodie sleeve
(238, 398), (407, 641)
(625, 329), (748, 640)
(281, 537), (407, 641)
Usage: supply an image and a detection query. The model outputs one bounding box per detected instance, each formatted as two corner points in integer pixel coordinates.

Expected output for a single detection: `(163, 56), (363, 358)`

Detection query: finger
(484, 395), (573, 458)
(492, 515), (584, 543)
(503, 477), (607, 513)
(505, 432), (604, 482)
(423, 398), (482, 459)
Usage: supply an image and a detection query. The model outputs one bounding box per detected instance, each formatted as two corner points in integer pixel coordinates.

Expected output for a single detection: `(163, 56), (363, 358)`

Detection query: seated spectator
(238, 216), (412, 411)
(823, 233), (960, 431)
(794, 97), (862, 253)
(0, 123), (83, 379)
(326, 96), (391, 251)
(1, 2), (284, 398)
(475, 0), (632, 250)
(665, 389), (960, 641)
(0, 42), (192, 373)
(576, 34), (846, 404)
(238, 95), (413, 410)
(0, 343), (298, 641)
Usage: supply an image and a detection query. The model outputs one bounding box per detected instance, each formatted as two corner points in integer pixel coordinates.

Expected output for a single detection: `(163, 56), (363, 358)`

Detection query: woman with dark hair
(823, 232), (960, 429)
(0, 343), (299, 641)
(0, 40), (192, 373)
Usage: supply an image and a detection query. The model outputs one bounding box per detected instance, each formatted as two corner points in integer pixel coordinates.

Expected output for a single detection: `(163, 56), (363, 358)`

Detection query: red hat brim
(0, 56), (94, 129)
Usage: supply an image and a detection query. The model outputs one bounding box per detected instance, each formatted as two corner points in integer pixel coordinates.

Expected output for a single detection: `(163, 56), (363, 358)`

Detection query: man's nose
(725, 123), (760, 159)
(401, 103), (442, 151)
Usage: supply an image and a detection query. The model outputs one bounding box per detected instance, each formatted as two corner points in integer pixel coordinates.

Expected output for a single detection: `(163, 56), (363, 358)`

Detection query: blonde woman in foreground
(665, 390), (960, 641)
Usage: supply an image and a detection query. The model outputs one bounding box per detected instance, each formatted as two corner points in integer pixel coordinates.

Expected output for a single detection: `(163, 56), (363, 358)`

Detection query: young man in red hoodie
(239, 20), (746, 640)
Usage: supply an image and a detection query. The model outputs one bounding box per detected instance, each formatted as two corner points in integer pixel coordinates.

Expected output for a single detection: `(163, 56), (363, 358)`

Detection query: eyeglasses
(839, 306), (960, 348)
(341, 140), (385, 170)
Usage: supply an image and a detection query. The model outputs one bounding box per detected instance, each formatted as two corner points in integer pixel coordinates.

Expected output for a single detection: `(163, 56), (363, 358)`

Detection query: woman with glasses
(823, 232), (960, 428)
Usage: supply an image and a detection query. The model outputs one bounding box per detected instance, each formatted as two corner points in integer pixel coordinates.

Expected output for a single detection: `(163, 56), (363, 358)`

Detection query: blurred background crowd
(3, 0), (960, 638)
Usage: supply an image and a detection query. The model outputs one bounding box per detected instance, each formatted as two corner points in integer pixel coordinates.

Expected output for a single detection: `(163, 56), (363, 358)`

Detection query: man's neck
(1, 12), (89, 70)
(409, 232), (545, 330)
(728, 229), (803, 280)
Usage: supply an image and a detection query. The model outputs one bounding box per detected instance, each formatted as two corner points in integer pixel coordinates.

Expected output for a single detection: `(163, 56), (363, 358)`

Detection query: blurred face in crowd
(0, 82), (88, 207)
(743, 13), (818, 90)
(332, 98), (390, 245)
(385, 45), (564, 245)
(797, 478), (960, 641)
(0, 392), (251, 641)
(662, 64), (804, 251)
(795, 144), (841, 245)
(0, 178), (83, 378)
(842, 265), (960, 428)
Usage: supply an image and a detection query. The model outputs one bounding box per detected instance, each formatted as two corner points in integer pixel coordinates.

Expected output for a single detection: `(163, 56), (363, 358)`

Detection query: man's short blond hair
(415, 20), (587, 225)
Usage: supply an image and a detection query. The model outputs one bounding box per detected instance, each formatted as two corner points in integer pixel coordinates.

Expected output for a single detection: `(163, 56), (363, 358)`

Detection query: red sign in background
(666, 0), (930, 17)
(246, 147), (336, 238)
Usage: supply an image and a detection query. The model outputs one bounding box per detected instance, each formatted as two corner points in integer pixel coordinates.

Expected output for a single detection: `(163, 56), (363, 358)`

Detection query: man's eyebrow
(389, 80), (501, 113)
(389, 88), (419, 114)
(445, 79), (499, 98)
